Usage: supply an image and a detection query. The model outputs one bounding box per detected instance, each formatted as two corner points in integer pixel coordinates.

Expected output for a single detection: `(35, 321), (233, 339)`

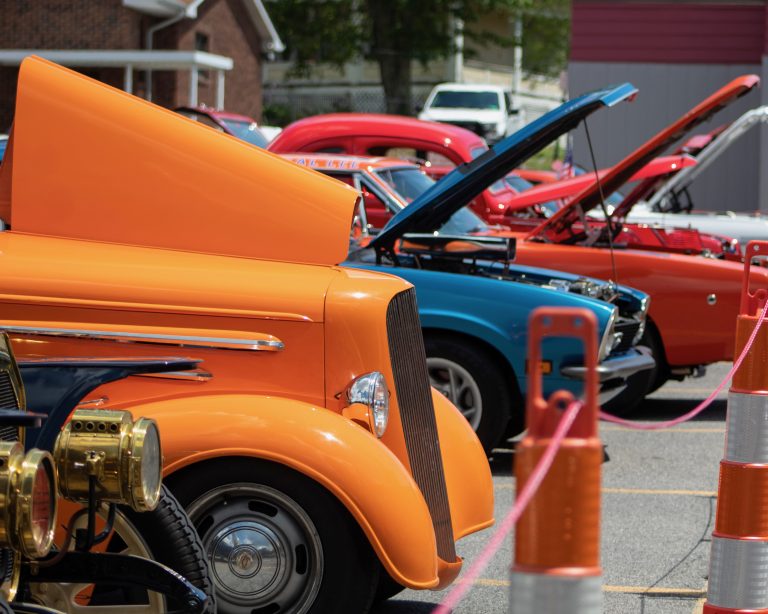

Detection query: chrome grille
(386, 289), (456, 562)
(0, 372), (18, 411)
(613, 319), (641, 355)
(0, 371), (19, 442)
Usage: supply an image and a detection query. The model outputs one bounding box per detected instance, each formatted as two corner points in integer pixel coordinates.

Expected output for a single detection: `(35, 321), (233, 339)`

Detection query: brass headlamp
(54, 409), (162, 513)
(0, 442), (57, 559)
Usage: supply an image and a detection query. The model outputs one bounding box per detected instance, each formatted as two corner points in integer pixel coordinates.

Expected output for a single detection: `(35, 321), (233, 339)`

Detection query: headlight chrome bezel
(343, 372), (390, 438)
(598, 308), (619, 362)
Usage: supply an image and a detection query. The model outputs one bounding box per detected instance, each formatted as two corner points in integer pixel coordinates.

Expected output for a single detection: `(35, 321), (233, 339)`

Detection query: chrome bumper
(561, 346), (655, 384)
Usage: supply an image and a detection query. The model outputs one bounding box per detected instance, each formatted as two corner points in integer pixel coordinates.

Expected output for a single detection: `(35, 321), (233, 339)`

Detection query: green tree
(268, 0), (570, 115)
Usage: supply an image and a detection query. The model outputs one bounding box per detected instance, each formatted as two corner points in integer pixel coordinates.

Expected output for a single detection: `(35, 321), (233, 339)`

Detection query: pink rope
(433, 301), (768, 613)
(434, 399), (583, 614)
(600, 300), (768, 430)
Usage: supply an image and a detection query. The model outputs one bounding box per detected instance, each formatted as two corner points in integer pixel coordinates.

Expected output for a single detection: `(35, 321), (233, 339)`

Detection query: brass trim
(0, 325), (284, 352)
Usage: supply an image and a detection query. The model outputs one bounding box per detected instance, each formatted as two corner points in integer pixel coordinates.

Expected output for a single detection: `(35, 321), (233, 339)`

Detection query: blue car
(332, 84), (654, 452)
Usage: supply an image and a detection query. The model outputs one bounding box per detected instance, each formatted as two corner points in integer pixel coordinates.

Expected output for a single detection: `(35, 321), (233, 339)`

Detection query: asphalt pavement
(372, 362), (732, 614)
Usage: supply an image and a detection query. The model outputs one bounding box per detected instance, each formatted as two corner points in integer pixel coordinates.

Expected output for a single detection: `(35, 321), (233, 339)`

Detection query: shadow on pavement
(371, 600), (440, 613)
(635, 397), (726, 422)
(485, 396), (727, 477)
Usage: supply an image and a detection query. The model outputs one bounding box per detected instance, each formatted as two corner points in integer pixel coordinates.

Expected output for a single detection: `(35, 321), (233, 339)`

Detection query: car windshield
(375, 168), (436, 202)
(220, 119), (269, 148)
(431, 90), (500, 110)
(0, 138), (6, 163)
(373, 167), (490, 235)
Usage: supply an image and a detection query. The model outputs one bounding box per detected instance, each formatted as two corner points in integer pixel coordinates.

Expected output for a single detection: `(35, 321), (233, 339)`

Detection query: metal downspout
(144, 0), (206, 103)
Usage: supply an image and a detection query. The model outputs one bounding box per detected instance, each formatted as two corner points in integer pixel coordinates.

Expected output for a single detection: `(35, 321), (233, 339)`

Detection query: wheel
(639, 321), (669, 395)
(29, 485), (215, 613)
(424, 334), (518, 453)
(601, 322), (667, 416)
(374, 572), (405, 602)
(169, 459), (380, 614)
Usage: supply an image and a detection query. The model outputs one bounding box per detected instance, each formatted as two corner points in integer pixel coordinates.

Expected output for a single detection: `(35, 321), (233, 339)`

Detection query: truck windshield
(431, 91), (500, 110)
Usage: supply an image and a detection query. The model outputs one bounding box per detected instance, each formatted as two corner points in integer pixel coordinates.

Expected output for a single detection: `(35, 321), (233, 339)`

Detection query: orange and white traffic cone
(510, 307), (602, 613)
(704, 240), (768, 613)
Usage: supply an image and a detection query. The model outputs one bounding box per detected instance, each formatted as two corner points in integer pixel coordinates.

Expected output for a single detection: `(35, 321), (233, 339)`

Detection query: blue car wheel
(424, 334), (518, 453)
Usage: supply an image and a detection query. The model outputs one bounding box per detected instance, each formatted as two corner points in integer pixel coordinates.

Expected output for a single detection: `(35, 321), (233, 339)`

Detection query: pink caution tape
(434, 399), (583, 614)
(434, 301), (768, 613)
(600, 300), (768, 430)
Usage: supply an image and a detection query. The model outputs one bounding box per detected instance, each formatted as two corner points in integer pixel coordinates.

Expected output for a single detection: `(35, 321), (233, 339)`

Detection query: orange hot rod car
(0, 57), (494, 614)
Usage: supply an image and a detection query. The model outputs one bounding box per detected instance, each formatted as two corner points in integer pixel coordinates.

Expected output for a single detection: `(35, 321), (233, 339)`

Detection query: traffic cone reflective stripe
(705, 241), (768, 613)
(510, 308), (602, 614)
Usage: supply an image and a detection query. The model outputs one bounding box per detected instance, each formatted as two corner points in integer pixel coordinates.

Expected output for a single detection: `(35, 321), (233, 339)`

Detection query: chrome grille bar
(386, 289), (456, 562)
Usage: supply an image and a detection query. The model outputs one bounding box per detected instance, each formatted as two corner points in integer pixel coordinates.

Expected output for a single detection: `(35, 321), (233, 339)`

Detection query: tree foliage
(267, 0), (570, 114)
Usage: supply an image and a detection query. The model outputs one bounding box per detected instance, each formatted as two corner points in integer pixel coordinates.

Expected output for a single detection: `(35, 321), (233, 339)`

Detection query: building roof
(123, 0), (284, 53)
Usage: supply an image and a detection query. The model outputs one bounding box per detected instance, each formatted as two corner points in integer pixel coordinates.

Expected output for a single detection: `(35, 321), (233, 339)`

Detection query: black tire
(169, 458), (380, 614)
(32, 485), (216, 612)
(601, 322), (667, 416)
(599, 363), (654, 417)
(374, 571), (405, 602)
(424, 333), (518, 454)
(639, 322), (669, 395)
(111, 485), (216, 612)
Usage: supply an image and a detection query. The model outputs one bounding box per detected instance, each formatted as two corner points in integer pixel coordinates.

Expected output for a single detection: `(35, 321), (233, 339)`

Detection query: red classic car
(275, 77), (768, 402)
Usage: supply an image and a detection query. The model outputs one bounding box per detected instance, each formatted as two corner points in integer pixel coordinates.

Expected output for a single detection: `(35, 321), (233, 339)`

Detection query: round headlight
(19, 450), (57, 559)
(130, 419), (162, 512)
(0, 442), (57, 560)
(54, 409), (163, 513)
(345, 372), (389, 438)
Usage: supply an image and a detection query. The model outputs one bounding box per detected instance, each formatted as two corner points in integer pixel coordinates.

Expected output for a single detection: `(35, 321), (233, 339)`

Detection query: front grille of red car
(386, 288), (456, 562)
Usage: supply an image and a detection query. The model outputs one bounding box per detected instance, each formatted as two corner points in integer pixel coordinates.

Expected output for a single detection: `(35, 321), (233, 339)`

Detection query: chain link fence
(262, 85), (435, 125)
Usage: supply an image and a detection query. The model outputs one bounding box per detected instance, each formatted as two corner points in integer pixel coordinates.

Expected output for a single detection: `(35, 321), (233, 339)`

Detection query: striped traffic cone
(510, 307), (602, 613)
(704, 240), (768, 613)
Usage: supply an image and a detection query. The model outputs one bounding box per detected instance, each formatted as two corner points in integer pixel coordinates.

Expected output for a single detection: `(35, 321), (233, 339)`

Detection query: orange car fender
(122, 392), (443, 589)
(431, 389), (495, 540)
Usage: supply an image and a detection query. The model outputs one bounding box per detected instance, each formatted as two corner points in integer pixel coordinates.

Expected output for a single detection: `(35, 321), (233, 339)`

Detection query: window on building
(195, 32), (210, 82)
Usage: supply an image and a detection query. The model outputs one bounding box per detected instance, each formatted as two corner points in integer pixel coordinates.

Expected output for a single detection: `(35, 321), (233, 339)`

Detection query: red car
(272, 76), (767, 400)
(269, 110), (742, 262)
(175, 106), (269, 148)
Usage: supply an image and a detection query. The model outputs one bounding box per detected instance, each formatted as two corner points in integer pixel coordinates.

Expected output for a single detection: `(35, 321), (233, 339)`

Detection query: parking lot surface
(373, 363), (732, 614)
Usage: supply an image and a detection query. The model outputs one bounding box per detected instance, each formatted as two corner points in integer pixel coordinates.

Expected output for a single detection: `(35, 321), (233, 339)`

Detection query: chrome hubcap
(426, 357), (483, 430)
(211, 521), (284, 597)
(188, 483), (323, 614)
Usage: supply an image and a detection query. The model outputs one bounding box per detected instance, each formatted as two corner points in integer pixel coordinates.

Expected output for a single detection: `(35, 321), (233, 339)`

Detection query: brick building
(568, 0), (768, 212)
(0, 0), (283, 130)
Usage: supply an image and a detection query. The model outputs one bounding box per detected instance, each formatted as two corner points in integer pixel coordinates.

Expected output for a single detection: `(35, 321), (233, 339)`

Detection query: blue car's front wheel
(424, 334), (515, 454)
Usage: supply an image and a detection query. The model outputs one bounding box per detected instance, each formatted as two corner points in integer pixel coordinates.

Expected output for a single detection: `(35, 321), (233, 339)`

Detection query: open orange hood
(0, 57), (357, 266)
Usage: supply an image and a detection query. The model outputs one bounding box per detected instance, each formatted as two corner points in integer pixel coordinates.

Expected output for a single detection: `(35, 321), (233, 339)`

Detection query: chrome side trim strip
(135, 369), (213, 382)
(0, 325), (284, 352)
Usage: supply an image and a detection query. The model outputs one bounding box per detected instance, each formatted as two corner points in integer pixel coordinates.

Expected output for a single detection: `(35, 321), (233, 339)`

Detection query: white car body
(418, 82), (519, 143)
(625, 203), (768, 245)
(621, 106), (768, 244)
